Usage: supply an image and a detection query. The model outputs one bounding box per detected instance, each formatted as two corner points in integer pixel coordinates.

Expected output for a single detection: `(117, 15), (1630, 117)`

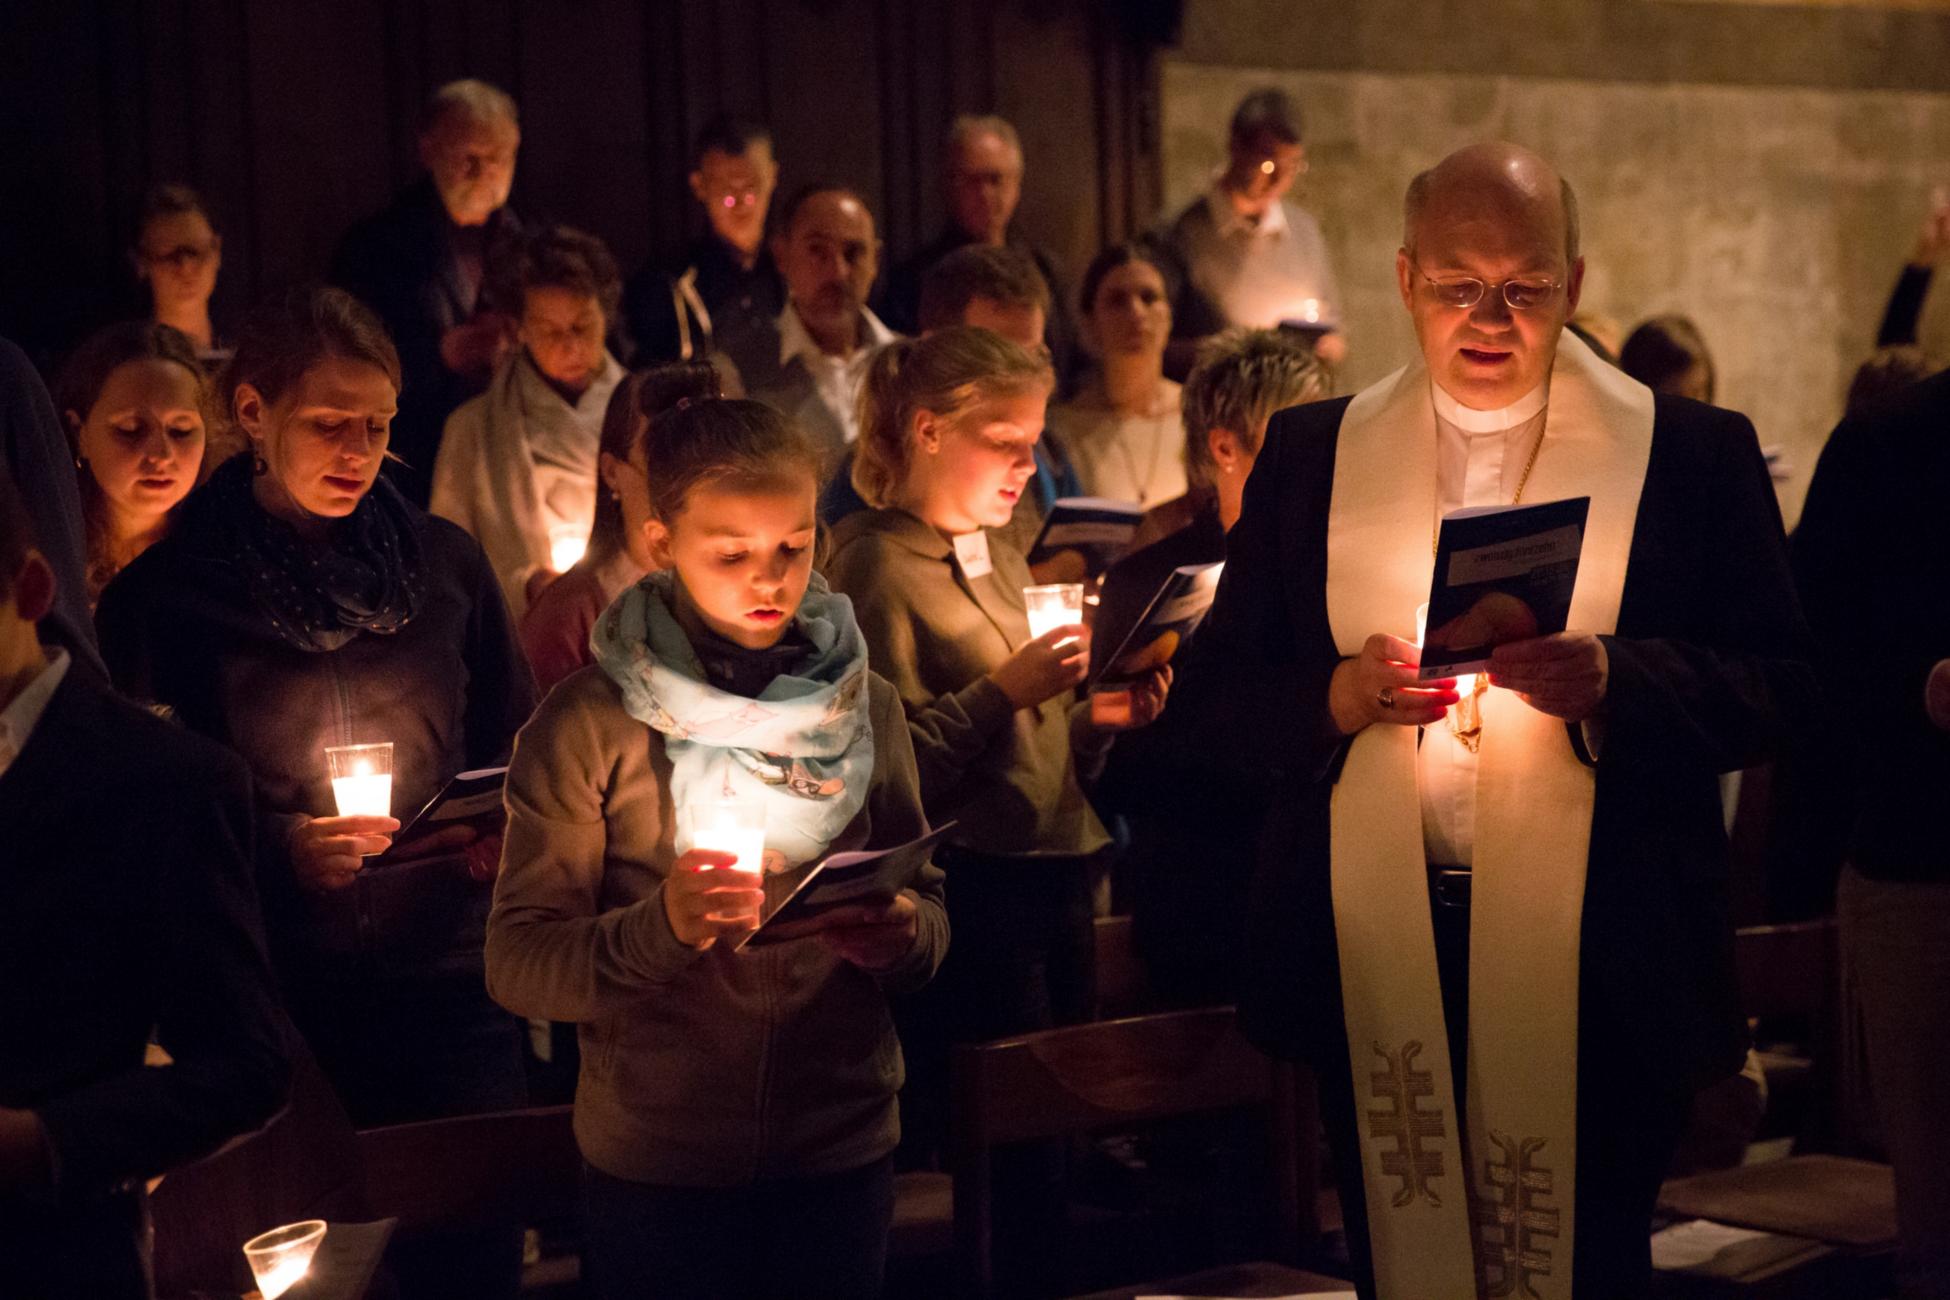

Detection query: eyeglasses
(142, 243), (217, 270)
(1412, 265), (1562, 312)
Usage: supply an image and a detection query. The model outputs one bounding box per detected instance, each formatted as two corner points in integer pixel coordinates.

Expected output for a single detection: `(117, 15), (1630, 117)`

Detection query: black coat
(1184, 391), (1814, 1091)
(621, 236), (785, 366)
(0, 669), (290, 1298)
(330, 178), (523, 506)
(1792, 367), (1950, 883)
(94, 499), (537, 981)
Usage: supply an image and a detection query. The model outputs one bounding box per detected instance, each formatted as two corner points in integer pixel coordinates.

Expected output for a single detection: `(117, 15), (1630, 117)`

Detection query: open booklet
(737, 821), (957, 951)
(1418, 496), (1589, 679)
(377, 766), (507, 861)
(1089, 561), (1224, 689)
(1027, 497), (1144, 574)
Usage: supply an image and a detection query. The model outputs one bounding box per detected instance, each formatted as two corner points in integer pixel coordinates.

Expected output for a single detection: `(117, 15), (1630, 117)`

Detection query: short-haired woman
(433, 224), (626, 617)
(97, 285), (537, 1297)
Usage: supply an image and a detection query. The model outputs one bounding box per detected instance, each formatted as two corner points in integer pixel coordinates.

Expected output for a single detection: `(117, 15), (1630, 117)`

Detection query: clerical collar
(1430, 379), (1547, 434)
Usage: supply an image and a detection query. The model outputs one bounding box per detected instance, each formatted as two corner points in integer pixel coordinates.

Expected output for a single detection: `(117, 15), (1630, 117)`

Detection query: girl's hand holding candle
(987, 624), (1089, 710)
(666, 799), (768, 949)
(663, 849), (766, 949)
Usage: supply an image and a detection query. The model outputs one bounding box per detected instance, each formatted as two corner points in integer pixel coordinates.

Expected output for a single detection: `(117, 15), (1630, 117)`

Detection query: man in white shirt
(1187, 143), (1811, 1300)
(717, 184), (899, 468)
(1156, 88), (1347, 376)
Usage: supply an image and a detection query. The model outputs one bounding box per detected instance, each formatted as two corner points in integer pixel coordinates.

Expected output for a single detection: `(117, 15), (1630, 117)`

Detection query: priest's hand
(1328, 634), (1461, 734)
(1488, 632), (1609, 722)
(1925, 659), (1950, 731)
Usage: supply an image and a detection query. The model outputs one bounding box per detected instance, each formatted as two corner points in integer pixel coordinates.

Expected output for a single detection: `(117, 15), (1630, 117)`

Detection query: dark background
(0, 0), (1178, 370)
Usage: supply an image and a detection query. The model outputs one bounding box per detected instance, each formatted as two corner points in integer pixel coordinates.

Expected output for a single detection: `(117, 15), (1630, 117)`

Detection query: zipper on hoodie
(750, 927), (782, 1182)
(333, 657), (376, 965)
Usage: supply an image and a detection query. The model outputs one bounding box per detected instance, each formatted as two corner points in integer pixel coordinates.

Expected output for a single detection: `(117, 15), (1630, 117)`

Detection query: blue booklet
(1027, 496), (1144, 573)
(1417, 496), (1589, 679)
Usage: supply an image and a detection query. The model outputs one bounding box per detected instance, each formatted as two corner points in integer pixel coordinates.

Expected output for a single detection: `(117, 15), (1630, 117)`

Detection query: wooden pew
(949, 1006), (1321, 1300)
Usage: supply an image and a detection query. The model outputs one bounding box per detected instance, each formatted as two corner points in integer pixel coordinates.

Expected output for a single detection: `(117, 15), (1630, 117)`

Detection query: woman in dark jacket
(96, 286), (536, 1297)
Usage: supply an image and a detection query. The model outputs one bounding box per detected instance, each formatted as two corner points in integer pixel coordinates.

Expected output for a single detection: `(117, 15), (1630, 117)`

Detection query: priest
(1188, 143), (1813, 1298)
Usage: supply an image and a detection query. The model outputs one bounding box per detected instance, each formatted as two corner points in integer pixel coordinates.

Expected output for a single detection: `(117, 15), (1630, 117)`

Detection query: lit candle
(1301, 297), (1321, 324)
(688, 799), (766, 874)
(549, 526), (587, 574)
(325, 742), (394, 820)
(243, 1220), (326, 1300)
(1022, 582), (1085, 642)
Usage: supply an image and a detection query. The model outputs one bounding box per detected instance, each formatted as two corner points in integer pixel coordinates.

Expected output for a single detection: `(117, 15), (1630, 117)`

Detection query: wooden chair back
(1092, 914), (1150, 1018)
(949, 1006), (1312, 1299)
(356, 1104), (579, 1236)
(150, 1050), (368, 1297)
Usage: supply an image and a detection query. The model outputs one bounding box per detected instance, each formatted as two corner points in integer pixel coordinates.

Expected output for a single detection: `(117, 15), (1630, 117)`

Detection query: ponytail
(850, 326), (1053, 509)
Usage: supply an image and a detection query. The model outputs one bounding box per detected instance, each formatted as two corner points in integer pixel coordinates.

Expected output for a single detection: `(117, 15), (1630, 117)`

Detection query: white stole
(1324, 331), (1654, 1299)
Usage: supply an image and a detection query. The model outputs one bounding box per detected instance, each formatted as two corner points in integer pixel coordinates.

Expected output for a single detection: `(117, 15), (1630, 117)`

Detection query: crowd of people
(2, 72), (1947, 1300)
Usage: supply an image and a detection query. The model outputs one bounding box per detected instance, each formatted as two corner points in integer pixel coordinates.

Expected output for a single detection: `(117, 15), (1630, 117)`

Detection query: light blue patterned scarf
(590, 570), (874, 868)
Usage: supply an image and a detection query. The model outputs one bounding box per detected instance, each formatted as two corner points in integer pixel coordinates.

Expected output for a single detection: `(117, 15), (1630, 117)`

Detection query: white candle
(693, 824), (765, 874)
(1023, 583), (1084, 642)
(689, 799), (766, 874)
(331, 767), (392, 818)
(252, 1255), (311, 1300)
(549, 530), (587, 574)
(325, 742), (394, 822)
(243, 1220), (326, 1300)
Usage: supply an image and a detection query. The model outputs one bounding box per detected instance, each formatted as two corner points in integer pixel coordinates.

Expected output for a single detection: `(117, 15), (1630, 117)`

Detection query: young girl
(517, 367), (654, 695)
(485, 366), (946, 1300)
(824, 326), (1168, 1155)
(55, 321), (211, 603)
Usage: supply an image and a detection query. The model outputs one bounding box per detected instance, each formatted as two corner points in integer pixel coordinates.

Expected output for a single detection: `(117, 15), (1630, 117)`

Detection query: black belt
(1427, 864), (1472, 910)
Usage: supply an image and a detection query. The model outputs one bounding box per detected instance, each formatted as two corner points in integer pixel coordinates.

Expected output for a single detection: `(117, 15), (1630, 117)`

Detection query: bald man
(716, 184), (899, 466)
(1185, 143), (1812, 1299)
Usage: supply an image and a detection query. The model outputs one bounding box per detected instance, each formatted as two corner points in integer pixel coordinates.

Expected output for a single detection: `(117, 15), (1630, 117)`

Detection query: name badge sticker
(952, 530), (993, 580)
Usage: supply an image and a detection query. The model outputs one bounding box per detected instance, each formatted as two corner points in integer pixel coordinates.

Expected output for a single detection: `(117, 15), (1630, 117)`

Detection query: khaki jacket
(825, 507), (1110, 858)
(485, 666), (946, 1186)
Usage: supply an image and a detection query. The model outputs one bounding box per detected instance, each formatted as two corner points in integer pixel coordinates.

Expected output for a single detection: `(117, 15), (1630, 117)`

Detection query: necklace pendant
(1447, 674), (1488, 753)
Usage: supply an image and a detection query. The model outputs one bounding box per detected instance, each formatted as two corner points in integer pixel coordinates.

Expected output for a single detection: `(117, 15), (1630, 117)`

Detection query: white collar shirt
(1418, 381), (1548, 869)
(777, 302), (896, 446)
(0, 648), (72, 783)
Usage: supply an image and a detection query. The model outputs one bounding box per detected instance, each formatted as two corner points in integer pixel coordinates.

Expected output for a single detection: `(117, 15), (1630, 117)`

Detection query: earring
(251, 448), (269, 476)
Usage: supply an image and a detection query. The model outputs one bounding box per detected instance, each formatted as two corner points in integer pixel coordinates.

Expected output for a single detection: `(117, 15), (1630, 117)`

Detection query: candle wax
(252, 1256), (311, 1300)
(331, 770), (392, 818)
(693, 827), (765, 874)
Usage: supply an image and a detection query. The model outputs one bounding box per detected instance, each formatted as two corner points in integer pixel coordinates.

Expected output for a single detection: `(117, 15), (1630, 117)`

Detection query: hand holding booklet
(738, 821), (957, 950)
(1418, 496), (1589, 679)
(377, 766), (507, 862)
(1090, 561), (1224, 688)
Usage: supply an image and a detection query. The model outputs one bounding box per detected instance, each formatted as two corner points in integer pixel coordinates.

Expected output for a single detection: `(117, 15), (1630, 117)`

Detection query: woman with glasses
(129, 184), (229, 370)
(432, 224), (626, 619)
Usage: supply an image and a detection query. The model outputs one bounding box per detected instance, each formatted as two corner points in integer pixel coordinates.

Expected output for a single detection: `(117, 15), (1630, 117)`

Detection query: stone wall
(1161, 6), (1950, 526)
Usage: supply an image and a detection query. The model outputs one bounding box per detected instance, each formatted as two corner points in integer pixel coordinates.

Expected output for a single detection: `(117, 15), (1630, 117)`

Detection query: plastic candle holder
(686, 798), (767, 875)
(1022, 583), (1085, 642)
(242, 1219), (326, 1300)
(325, 742), (393, 820)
